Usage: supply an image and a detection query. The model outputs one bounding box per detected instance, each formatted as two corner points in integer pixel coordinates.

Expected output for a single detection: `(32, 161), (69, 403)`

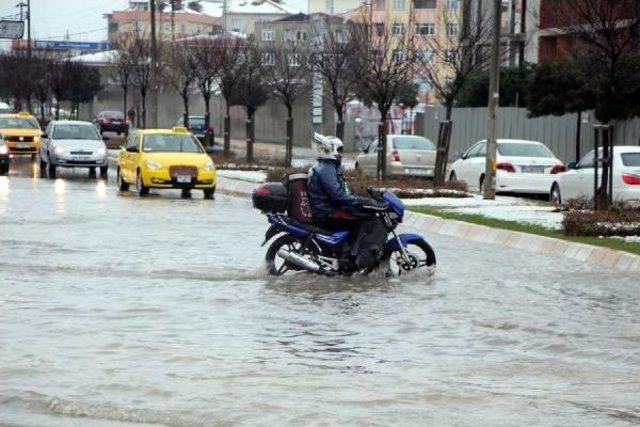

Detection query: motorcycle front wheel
(383, 240), (436, 277)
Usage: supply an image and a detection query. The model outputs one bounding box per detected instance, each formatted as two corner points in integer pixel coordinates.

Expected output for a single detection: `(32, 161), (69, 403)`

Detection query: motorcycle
(254, 185), (436, 276)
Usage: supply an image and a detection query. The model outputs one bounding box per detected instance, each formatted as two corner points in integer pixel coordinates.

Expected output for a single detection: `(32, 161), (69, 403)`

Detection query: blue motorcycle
(254, 185), (436, 276)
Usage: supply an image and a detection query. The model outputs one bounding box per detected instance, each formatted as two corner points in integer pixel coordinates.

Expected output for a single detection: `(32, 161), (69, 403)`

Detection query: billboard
(33, 40), (110, 51)
(0, 20), (24, 39)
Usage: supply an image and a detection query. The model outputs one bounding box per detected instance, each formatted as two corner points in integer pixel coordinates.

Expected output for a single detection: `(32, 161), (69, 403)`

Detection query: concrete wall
(417, 107), (640, 163)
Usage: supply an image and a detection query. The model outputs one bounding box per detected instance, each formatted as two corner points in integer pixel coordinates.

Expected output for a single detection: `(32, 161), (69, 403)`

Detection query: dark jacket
(308, 159), (360, 220)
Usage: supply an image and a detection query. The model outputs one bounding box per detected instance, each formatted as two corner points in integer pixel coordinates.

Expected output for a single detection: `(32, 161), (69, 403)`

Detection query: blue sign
(34, 40), (110, 51)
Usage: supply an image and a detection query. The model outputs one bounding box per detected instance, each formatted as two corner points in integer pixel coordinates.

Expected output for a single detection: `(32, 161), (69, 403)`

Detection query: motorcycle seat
(284, 217), (336, 235)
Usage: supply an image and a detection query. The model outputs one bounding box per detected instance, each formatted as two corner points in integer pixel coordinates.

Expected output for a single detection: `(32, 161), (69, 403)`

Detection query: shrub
(563, 206), (640, 237)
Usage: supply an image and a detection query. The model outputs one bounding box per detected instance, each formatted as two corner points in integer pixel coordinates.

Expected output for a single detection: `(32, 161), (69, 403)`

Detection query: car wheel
(181, 189), (192, 199)
(0, 164), (8, 176)
(136, 170), (149, 196)
(117, 168), (130, 191)
(449, 171), (457, 182)
(203, 188), (215, 200)
(100, 166), (108, 180)
(48, 162), (56, 179)
(550, 183), (562, 206)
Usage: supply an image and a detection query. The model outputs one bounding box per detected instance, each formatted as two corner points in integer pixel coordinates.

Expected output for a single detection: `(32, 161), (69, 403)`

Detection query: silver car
(40, 120), (109, 179)
(354, 134), (437, 177)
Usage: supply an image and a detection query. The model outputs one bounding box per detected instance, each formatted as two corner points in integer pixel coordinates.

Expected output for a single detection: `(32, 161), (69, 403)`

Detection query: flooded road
(1, 160), (639, 426)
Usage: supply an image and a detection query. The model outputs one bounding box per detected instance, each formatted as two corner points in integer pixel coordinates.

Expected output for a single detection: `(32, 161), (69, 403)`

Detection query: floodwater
(1, 159), (639, 426)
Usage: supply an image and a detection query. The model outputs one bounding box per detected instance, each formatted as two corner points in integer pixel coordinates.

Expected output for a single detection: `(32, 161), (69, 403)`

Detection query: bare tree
(128, 34), (154, 128)
(49, 54), (72, 120)
(192, 38), (218, 147)
(32, 49), (55, 123)
(109, 42), (136, 124)
(351, 22), (416, 180)
(264, 40), (310, 166)
(233, 43), (271, 163)
(308, 20), (360, 140)
(164, 43), (198, 128)
(417, 0), (492, 186)
(212, 35), (247, 157)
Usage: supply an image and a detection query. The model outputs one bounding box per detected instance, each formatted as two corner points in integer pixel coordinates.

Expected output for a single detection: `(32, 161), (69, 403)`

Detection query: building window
(446, 24), (458, 36)
(418, 49), (435, 63)
(415, 0), (436, 8)
(445, 50), (457, 61)
(262, 52), (275, 66)
(296, 30), (307, 41)
(287, 53), (301, 67)
(262, 28), (274, 41)
(375, 22), (385, 36)
(393, 0), (405, 10)
(392, 49), (405, 63)
(373, 0), (386, 11)
(392, 22), (405, 35)
(415, 22), (435, 36)
(231, 19), (242, 32)
(447, 0), (459, 9)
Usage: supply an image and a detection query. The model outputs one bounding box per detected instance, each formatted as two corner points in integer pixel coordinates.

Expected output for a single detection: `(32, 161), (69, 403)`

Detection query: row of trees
(0, 49), (101, 123)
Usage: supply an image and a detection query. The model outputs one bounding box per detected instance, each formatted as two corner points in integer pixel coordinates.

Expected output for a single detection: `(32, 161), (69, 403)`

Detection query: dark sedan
(93, 111), (129, 135)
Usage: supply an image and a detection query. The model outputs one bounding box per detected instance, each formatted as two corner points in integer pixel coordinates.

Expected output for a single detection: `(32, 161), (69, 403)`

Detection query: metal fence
(416, 107), (640, 163)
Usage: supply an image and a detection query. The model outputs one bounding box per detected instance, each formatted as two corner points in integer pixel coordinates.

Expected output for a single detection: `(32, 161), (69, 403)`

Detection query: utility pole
(26, 0), (30, 56)
(483, 0), (502, 200)
(222, 0), (228, 33)
(149, 0), (159, 128)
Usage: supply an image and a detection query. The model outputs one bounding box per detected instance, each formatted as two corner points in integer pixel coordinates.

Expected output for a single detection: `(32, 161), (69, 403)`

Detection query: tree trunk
(122, 87), (128, 125)
(335, 110), (345, 141)
(182, 90), (189, 128)
(204, 95), (212, 147)
(55, 102), (60, 120)
(285, 104), (293, 167)
(246, 108), (255, 164)
(377, 112), (388, 181)
(433, 104), (454, 187)
(141, 91), (147, 129)
(39, 102), (45, 124)
(575, 111), (582, 162)
(224, 104), (231, 158)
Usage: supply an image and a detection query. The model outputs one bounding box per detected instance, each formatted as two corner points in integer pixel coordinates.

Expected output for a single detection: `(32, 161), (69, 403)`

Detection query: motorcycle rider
(307, 133), (372, 233)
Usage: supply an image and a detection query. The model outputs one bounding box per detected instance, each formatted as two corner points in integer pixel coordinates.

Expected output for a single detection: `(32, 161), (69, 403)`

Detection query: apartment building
(307, 0), (363, 15)
(202, 0), (297, 35)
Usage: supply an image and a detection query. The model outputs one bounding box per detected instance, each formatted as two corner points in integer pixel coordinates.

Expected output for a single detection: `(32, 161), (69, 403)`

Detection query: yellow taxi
(117, 127), (216, 198)
(0, 112), (42, 158)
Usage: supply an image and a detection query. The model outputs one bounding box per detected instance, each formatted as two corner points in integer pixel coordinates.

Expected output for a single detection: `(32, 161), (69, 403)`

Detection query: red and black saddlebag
(285, 172), (313, 224)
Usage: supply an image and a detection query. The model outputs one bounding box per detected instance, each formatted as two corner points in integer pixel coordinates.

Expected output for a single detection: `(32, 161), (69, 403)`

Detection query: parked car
(0, 111), (42, 160)
(550, 146), (640, 205)
(175, 116), (208, 142)
(355, 135), (436, 177)
(449, 139), (565, 194)
(117, 126), (216, 199)
(93, 110), (128, 135)
(39, 120), (109, 179)
(0, 138), (9, 175)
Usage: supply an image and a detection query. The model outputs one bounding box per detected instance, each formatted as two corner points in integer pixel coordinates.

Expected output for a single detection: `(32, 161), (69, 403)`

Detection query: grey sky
(0, 0), (307, 42)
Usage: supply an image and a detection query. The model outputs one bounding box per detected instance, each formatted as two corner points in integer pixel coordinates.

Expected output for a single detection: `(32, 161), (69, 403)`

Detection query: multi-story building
(254, 12), (347, 46)
(105, 0), (221, 44)
(307, 0), (363, 15)
(201, 0), (297, 35)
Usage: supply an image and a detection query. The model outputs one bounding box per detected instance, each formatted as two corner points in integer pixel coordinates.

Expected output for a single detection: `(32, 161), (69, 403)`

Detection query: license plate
(18, 142), (29, 148)
(405, 168), (425, 174)
(522, 166), (545, 174)
(72, 156), (90, 161)
(176, 175), (191, 183)
(112, 120), (121, 124)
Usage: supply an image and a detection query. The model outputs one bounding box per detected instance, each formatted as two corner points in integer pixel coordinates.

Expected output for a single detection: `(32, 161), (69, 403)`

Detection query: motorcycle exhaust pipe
(277, 248), (321, 272)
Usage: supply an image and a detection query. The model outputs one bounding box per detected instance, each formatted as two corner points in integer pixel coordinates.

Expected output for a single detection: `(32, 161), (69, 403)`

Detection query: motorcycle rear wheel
(265, 235), (319, 276)
(383, 240), (436, 277)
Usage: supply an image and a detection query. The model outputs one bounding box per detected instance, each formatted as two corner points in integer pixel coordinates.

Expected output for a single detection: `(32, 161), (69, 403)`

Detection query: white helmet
(313, 132), (344, 162)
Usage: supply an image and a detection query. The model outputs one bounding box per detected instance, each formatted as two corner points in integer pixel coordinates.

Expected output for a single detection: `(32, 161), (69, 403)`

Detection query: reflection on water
(0, 170), (639, 426)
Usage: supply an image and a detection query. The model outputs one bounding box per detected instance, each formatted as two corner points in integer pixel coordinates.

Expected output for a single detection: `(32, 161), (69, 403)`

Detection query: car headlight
(202, 159), (215, 172)
(34, 136), (40, 142)
(96, 147), (107, 157)
(145, 159), (162, 170)
(54, 146), (65, 155)
(0, 145), (8, 155)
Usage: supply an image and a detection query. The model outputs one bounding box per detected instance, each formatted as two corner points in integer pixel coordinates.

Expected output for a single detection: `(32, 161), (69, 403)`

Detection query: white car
(550, 146), (640, 205)
(449, 139), (565, 194)
(40, 120), (109, 179)
(355, 134), (436, 177)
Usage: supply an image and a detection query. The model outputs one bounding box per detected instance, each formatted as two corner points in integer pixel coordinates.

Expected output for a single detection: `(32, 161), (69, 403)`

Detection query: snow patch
(216, 170), (266, 183)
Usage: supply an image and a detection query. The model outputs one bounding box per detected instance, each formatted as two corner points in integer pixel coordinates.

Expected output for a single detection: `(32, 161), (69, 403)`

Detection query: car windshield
(498, 142), (554, 158)
(0, 116), (39, 129)
(190, 118), (205, 126)
(393, 136), (435, 150)
(100, 111), (124, 119)
(143, 134), (203, 153)
(621, 153), (640, 167)
(52, 125), (99, 140)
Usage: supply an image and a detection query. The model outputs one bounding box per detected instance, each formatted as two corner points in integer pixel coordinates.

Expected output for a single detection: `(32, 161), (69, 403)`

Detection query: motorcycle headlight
(54, 146), (65, 155)
(145, 159), (162, 170)
(0, 145), (8, 155)
(96, 147), (107, 157)
(202, 159), (215, 172)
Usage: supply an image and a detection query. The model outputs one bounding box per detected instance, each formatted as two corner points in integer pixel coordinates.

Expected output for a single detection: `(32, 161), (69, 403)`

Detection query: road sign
(33, 40), (110, 51)
(0, 20), (24, 39)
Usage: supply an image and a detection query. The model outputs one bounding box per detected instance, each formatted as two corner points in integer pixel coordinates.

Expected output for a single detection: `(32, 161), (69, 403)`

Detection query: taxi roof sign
(172, 126), (189, 133)
(17, 111), (31, 117)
